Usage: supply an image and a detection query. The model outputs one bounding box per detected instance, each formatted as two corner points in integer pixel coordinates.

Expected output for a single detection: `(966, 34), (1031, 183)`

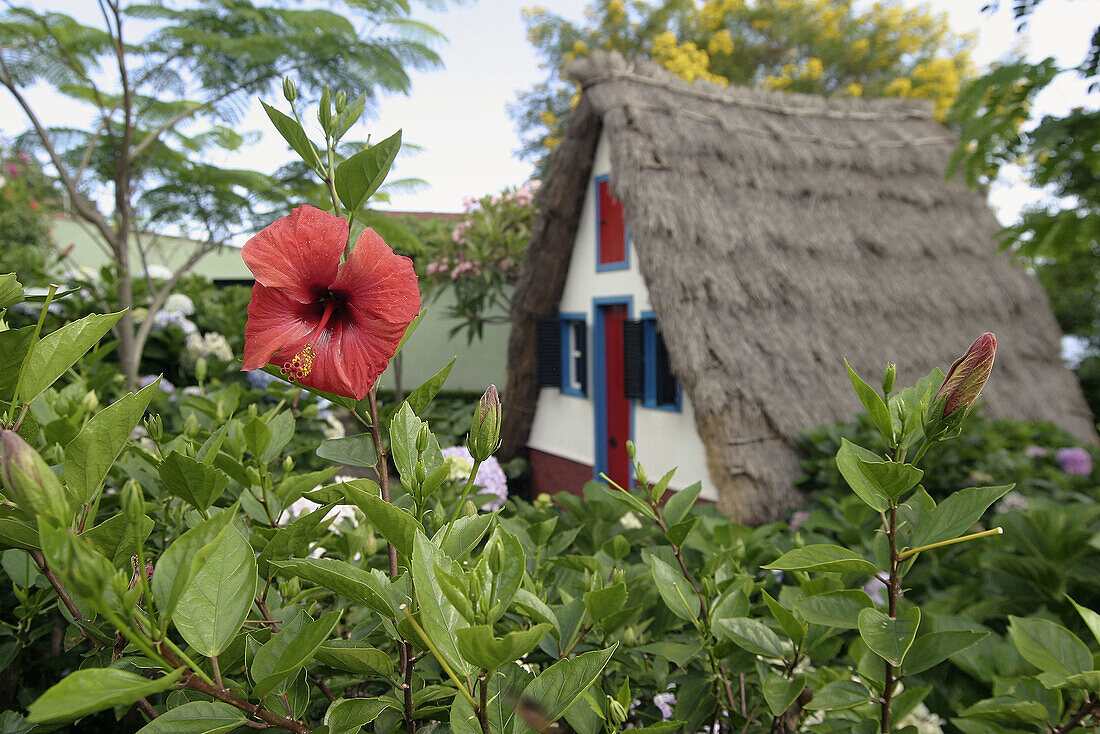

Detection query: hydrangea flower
(139, 375), (175, 393)
(144, 265), (173, 281)
(163, 293), (195, 315)
(150, 309), (198, 335)
(241, 205), (420, 400)
(653, 692), (676, 720)
(1056, 447), (1092, 476)
(182, 332), (234, 367)
(439, 446), (508, 510)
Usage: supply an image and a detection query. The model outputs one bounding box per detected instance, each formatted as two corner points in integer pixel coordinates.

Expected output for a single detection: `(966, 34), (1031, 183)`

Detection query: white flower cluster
(181, 331), (234, 367)
(898, 702), (946, 734)
(163, 293), (195, 315)
(144, 265), (173, 281)
(150, 309), (197, 335)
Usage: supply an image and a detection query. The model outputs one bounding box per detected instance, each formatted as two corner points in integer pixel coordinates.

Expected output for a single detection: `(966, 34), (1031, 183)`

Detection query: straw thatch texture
(504, 51), (1095, 523)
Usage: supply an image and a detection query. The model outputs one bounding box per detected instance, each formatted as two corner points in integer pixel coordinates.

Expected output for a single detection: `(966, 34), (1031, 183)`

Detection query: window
(560, 314), (588, 397)
(595, 175), (629, 271)
(535, 315), (587, 397)
(622, 315), (680, 410)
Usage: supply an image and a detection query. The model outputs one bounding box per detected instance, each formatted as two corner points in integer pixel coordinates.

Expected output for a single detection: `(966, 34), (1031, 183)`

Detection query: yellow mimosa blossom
(606, 0), (625, 24)
(708, 29), (735, 56)
(851, 38), (870, 58)
(539, 111), (557, 126)
(845, 82), (863, 96)
(544, 136), (561, 149)
(572, 40), (589, 55)
(751, 18), (771, 30)
(652, 31), (727, 84)
(803, 57), (824, 80)
(884, 77), (913, 97)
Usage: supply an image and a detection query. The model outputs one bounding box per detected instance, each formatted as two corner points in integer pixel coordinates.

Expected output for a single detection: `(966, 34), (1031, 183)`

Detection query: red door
(600, 303), (631, 488)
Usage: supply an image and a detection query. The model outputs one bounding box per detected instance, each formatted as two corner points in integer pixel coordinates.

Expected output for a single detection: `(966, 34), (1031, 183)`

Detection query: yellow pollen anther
(282, 344), (315, 381)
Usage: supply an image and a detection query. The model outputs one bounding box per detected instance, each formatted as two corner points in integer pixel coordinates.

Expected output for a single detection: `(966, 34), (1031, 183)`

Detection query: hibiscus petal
(332, 227), (421, 324)
(242, 283), (321, 371)
(242, 205), (347, 303)
(297, 315), (408, 400)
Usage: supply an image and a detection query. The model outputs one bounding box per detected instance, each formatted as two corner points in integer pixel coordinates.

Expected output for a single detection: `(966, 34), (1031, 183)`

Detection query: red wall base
(529, 448), (594, 498)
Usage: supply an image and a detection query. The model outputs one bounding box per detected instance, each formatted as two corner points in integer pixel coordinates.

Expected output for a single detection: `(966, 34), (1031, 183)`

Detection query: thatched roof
(503, 51), (1095, 523)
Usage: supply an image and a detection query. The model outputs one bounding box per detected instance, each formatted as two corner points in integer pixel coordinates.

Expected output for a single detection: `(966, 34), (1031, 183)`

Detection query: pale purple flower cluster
(653, 692), (676, 720)
(440, 446), (508, 510)
(426, 256), (482, 279)
(150, 308), (197, 335)
(139, 374), (175, 393)
(1056, 447), (1092, 476)
(1024, 444), (1048, 458)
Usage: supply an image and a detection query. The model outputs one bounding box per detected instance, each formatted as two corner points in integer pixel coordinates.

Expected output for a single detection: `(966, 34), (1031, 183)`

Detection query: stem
(477, 672), (491, 734)
(366, 386), (398, 579)
(211, 654), (224, 691)
(881, 505), (900, 734)
(1053, 694), (1097, 734)
(401, 606), (479, 711)
(441, 459), (483, 549)
(898, 527), (1004, 560)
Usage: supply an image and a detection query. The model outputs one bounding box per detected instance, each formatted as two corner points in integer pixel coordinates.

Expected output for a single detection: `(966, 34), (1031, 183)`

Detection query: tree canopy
(512, 0), (974, 166)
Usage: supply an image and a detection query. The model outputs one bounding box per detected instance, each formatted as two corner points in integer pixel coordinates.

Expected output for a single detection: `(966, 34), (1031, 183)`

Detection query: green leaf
(597, 482), (658, 523)
(158, 451), (230, 512)
(323, 697), (395, 734)
(584, 583), (628, 624)
(27, 667), (184, 724)
(763, 675), (805, 717)
(835, 439), (889, 511)
(172, 522), (256, 656)
(845, 359), (894, 444)
(314, 641), (394, 676)
(242, 418), (271, 459)
(902, 630), (989, 676)
(456, 624), (552, 670)
(911, 485), (1014, 549)
(251, 610), (341, 698)
(857, 607), (920, 667)
(662, 482), (702, 526)
(0, 273), (22, 310)
(261, 101), (323, 172)
(19, 311), (124, 403)
(511, 588), (561, 639)
(259, 411), (295, 464)
(406, 357), (455, 415)
(134, 701), (246, 734)
(647, 555), (700, 623)
(515, 645), (618, 734)
(151, 508), (237, 625)
(257, 503), (335, 577)
(804, 680), (871, 711)
(332, 93), (367, 142)
(1007, 615), (1093, 676)
(794, 590), (873, 629)
(0, 512), (38, 550)
(0, 327), (34, 403)
(764, 545), (878, 575)
(713, 617), (786, 658)
(270, 557), (392, 617)
(1067, 596), (1100, 647)
(958, 697), (1051, 724)
(316, 433), (378, 468)
(334, 130), (402, 216)
(63, 383), (158, 504)
(761, 590), (805, 646)
(82, 512), (154, 567)
(433, 512), (495, 559)
(858, 460), (923, 502)
(412, 531), (473, 676)
(344, 480), (419, 558)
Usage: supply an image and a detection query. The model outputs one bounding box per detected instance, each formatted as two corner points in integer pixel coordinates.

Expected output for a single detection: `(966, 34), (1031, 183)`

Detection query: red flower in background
(241, 205), (420, 400)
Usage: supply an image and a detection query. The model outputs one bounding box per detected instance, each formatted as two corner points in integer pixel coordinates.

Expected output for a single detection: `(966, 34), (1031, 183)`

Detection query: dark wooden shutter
(573, 321), (588, 396)
(536, 318), (562, 388)
(654, 328), (678, 406)
(623, 320), (644, 400)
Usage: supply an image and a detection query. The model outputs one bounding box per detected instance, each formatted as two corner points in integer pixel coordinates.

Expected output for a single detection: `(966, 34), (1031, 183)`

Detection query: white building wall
(527, 132), (717, 501)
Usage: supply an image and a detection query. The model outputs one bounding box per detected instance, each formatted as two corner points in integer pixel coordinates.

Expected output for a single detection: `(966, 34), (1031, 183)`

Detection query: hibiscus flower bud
(282, 77), (297, 103)
(925, 333), (997, 439)
(1, 429), (71, 523)
(467, 385), (502, 462)
(416, 423), (431, 453)
(882, 363), (896, 395)
(120, 479), (145, 526)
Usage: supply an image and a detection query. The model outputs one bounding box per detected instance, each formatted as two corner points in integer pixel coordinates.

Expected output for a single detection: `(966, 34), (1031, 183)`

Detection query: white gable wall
(528, 131), (717, 501)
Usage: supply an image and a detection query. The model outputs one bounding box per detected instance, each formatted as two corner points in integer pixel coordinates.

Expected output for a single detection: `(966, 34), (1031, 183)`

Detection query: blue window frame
(559, 313), (588, 397)
(640, 311), (681, 411)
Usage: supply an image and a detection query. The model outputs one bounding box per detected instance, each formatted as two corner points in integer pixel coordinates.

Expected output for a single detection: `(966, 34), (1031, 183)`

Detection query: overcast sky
(2, 0), (1097, 221)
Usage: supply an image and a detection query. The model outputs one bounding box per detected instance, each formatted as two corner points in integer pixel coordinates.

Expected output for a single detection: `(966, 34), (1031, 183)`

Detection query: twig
(28, 549), (111, 647)
(1053, 695), (1097, 734)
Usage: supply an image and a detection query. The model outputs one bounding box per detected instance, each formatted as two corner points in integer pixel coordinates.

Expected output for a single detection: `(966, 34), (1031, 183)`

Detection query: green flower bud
(626, 440), (636, 459)
(120, 479), (145, 526)
(415, 460), (427, 487)
(466, 385), (502, 462)
(283, 455), (294, 473)
(882, 363), (897, 395)
(194, 356), (207, 385)
(608, 697), (628, 727)
(282, 77), (298, 103)
(416, 423), (431, 452)
(144, 415), (162, 442)
(335, 90), (347, 113)
(80, 390), (99, 414)
(1, 429), (71, 523)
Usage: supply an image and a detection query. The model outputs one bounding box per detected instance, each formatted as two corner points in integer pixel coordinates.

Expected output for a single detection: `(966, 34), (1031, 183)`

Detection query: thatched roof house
(503, 51), (1095, 524)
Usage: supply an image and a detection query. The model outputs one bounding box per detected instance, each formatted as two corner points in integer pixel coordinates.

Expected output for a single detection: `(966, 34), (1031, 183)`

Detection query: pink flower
(6, 163), (17, 177)
(1056, 447), (1092, 476)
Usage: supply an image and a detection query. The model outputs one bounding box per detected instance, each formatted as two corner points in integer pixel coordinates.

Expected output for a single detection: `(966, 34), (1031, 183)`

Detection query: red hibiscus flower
(241, 205), (420, 400)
